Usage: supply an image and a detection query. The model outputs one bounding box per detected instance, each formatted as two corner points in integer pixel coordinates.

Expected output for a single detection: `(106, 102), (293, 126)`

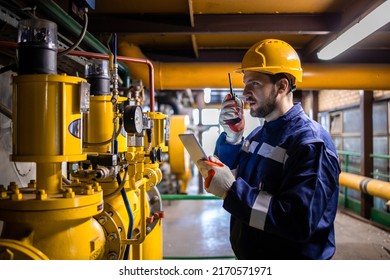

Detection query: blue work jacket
(214, 103), (341, 260)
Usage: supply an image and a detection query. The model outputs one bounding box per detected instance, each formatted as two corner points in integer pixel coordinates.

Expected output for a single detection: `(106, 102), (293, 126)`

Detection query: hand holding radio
(219, 73), (245, 144)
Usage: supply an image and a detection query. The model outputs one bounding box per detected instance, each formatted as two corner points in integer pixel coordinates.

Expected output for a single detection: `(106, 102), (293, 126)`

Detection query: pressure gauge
(124, 105), (144, 134)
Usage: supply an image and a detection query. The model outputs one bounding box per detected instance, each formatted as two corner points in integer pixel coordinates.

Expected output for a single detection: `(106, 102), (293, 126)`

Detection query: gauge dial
(124, 105), (143, 134)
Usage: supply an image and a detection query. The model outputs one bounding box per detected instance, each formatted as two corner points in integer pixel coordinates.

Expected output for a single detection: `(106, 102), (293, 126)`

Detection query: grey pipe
(0, 102), (12, 119)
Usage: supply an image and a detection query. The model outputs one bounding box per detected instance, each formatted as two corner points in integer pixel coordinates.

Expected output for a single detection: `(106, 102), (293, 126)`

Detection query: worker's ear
(276, 78), (289, 93)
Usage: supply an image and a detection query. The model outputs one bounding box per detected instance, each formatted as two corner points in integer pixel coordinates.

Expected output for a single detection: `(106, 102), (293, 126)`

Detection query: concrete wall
(0, 67), (36, 189)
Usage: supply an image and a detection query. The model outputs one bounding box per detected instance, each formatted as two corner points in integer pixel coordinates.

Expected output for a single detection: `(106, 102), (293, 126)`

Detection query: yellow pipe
(339, 172), (390, 201)
(12, 74), (86, 163)
(118, 42), (390, 90)
(36, 163), (62, 194)
(0, 239), (49, 260)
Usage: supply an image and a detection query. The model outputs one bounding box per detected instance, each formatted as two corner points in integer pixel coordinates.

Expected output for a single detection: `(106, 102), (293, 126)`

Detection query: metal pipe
(69, 50), (155, 112)
(162, 174), (390, 202)
(118, 41), (390, 90)
(0, 41), (155, 112)
(0, 102), (12, 119)
(36, 163), (62, 194)
(339, 172), (390, 201)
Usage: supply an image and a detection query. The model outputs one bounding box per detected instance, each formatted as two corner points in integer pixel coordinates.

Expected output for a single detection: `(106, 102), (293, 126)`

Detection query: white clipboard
(178, 134), (207, 167)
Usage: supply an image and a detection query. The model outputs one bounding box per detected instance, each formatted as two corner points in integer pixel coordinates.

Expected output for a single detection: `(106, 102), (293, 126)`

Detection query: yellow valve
(83, 95), (127, 153)
(144, 165), (163, 190)
(146, 112), (168, 153)
(11, 74), (87, 163)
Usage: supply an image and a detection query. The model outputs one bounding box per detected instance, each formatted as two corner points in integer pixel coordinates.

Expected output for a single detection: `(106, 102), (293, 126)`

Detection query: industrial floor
(162, 175), (390, 260)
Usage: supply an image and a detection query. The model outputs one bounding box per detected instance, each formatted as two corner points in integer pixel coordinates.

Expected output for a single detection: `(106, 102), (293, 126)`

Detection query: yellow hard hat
(235, 39), (303, 82)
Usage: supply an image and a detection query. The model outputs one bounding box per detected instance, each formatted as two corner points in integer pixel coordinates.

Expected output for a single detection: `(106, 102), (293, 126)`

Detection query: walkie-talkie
(224, 73), (242, 125)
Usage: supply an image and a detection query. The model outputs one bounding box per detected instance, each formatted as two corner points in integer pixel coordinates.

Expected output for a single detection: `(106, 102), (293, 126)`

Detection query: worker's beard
(249, 87), (278, 118)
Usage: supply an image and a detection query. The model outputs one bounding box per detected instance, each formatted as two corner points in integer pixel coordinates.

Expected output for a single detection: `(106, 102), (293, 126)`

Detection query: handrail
(337, 150), (390, 160)
(337, 150), (390, 181)
(337, 150), (361, 157)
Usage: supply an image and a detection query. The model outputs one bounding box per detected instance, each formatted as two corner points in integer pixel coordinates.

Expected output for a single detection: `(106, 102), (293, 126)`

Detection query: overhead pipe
(118, 41), (390, 91)
(339, 172), (390, 201)
(0, 41), (155, 111)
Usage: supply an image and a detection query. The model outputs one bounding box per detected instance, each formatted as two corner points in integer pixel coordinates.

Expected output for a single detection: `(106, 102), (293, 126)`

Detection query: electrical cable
(103, 167), (127, 200)
(83, 124), (121, 147)
(0, 64), (16, 74)
(58, 9), (88, 56)
(62, 175), (72, 185)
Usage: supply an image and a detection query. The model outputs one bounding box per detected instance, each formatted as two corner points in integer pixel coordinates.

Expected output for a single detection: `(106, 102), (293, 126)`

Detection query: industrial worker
(197, 39), (341, 260)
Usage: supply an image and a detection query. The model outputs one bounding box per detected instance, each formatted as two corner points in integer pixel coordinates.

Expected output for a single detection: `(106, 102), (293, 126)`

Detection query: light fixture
(203, 88), (211, 103)
(317, 0), (390, 60)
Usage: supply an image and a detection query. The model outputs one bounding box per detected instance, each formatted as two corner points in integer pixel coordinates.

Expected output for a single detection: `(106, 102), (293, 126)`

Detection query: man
(197, 39), (340, 260)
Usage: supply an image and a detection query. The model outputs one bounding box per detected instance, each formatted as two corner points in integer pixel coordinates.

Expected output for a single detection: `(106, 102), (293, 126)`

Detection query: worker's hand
(219, 93), (245, 144)
(197, 156), (235, 199)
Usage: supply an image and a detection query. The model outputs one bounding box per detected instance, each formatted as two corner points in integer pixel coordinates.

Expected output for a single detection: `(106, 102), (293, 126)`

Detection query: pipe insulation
(118, 41), (390, 91)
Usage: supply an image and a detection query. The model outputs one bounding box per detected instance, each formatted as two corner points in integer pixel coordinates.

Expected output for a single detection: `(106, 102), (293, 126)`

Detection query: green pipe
(370, 154), (390, 159)
(337, 150), (390, 160)
(33, 0), (130, 86)
(371, 171), (390, 180)
(344, 154), (350, 172)
(337, 150), (360, 157)
(161, 194), (221, 200)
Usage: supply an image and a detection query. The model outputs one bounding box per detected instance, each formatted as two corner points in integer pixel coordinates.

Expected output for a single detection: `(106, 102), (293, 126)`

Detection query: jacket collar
(263, 103), (303, 129)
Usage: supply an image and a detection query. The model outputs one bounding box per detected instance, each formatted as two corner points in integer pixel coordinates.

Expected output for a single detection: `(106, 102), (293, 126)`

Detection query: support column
(312, 90), (319, 122)
(197, 91), (205, 194)
(360, 90), (374, 219)
(36, 162), (63, 194)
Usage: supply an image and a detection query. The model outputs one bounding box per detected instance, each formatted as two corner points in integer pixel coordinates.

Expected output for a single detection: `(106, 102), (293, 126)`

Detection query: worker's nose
(242, 86), (251, 98)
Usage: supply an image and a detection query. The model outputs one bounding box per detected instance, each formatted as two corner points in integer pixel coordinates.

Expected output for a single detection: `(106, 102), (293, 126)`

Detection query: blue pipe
(117, 172), (133, 259)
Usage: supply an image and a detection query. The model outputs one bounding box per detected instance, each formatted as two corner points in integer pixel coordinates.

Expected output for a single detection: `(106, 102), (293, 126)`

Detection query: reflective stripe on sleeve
(248, 141), (259, 153)
(249, 191), (272, 230)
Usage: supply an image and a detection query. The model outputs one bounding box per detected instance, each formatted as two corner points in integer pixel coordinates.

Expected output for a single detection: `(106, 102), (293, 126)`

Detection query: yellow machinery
(168, 115), (192, 194)
(0, 18), (167, 260)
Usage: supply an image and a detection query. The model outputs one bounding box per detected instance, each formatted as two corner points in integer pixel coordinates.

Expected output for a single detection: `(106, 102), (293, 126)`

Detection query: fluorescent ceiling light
(317, 0), (390, 60)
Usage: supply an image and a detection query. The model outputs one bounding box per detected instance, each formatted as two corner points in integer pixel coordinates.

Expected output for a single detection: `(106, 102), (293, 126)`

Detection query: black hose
(58, 10), (88, 56)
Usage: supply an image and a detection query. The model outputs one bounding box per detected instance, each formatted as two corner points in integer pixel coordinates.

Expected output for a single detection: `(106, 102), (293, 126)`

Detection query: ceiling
(1, 0), (390, 90)
(84, 0), (390, 64)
